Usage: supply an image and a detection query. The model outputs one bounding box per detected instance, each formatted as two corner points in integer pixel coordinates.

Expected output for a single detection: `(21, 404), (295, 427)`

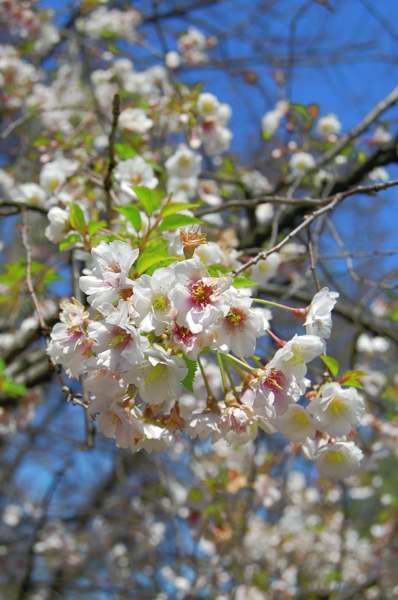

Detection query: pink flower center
(202, 119), (215, 132)
(173, 322), (194, 344)
(189, 279), (214, 308)
(260, 368), (285, 394)
(225, 307), (247, 329)
(68, 327), (83, 341)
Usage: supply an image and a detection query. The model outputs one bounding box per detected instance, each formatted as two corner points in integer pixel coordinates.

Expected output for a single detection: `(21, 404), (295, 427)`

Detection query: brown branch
(20, 209), (49, 334)
(0, 201), (47, 216)
(103, 94), (120, 226)
(143, 0), (224, 23)
(301, 82), (398, 178)
(16, 459), (71, 600)
(196, 194), (319, 217)
(235, 178), (398, 274)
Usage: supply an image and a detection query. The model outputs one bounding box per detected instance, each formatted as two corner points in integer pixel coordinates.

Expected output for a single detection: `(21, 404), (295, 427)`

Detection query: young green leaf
(132, 186), (164, 215)
(161, 202), (201, 217)
(2, 380), (27, 397)
(320, 354), (340, 377)
(88, 220), (107, 236)
(181, 355), (198, 392)
(59, 233), (81, 251)
(115, 143), (136, 160)
(159, 214), (203, 232)
(232, 276), (257, 288)
(339, 369), (367, 389)
(135, 245), (174, 275)
(208, 264), (231, 277)
(69, 203), (86, 233)
(116, 205), (142, 232)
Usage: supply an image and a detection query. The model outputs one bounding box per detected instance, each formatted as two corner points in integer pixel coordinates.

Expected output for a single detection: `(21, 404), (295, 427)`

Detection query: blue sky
(39, 0), (398, 155)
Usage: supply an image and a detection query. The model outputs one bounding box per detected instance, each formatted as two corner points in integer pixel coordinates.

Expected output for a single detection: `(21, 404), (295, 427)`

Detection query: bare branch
(20, 209), (49, 334)
(103, 94), (120, 226)
(235, 178), (398, 274)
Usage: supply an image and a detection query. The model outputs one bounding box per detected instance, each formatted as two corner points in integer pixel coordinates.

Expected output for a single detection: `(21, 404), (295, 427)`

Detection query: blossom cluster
(48, 231), (366, 478)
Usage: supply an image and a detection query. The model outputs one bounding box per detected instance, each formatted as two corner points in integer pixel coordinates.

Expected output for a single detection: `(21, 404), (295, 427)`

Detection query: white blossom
(289, 152), (315, 174)
(165, 145), (202, 179)
(124, 346), (187, 412)
(316, 113), (341, 137)
(304, 287), (339, 339)
(309, 382), (365, 437)
(45, 206), (69, 243)
(114, 157), (158, 201)
(316, 441), (363, 479)
(276, 404), (316, 442)
(118, 108), (153, 134)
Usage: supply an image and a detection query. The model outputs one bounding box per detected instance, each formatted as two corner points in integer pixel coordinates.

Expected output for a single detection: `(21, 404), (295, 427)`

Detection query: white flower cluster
(177, 27), (214, 64)
(0, 45), (40, 110)
(195, 92), (232, 155)
(77, 7), (142, 41)
(27, 64), (86, 133)
(262, 100), (289, 138)
(47, 235), (365, 477)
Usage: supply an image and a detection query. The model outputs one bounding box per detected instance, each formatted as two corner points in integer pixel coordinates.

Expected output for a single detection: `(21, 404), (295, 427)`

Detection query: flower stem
(198, 356), (215, 401)
(216, 351), (228, 395)
(225, 353), (257, 374)
(252, 298), (298, 312)
(221, 354), (238, 396)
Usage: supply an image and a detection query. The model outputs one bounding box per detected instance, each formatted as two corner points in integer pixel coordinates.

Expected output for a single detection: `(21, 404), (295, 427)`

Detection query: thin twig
(235, 178), (398, 275)
(0, 201), (47, 216)
(307, 226), (321, 291)
(16, 459), (72, 600)
(196, 194), (319, 216)
(20, 209), (48, 333)
(302, 82), (398, 178)
(104, 94), (120, 226)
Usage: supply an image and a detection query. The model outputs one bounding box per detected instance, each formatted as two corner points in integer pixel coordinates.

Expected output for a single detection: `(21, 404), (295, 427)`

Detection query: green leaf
(69, 203), (86, 233)
(41, 267), (60, 286)
(188, 487), (204, 503)
(232, 276), (256, 288)
(115, 143), (136, 160)
(59, 233), (81, 251)
(144, 257), (182, 275)
(88, 220), (107, 236)
(133, 186), (164, 215)
(116, 205), (142, 232)
(2, 380), (27, 397)
(159, 214), (203, 232)
(135, 240), (174, 275)
(208, 264), (231, 277)
(161, 202), (201, 217)
(252, 572), (269, 592)
(219, 157), (236, 176)
(0, 260), (26, 285)
(339, 369), (367, 389)
(181, 355), (198, 392)
(390, 305), (398, 321)
(320, 354), (340, 377)
(292, 102), (311, 120)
